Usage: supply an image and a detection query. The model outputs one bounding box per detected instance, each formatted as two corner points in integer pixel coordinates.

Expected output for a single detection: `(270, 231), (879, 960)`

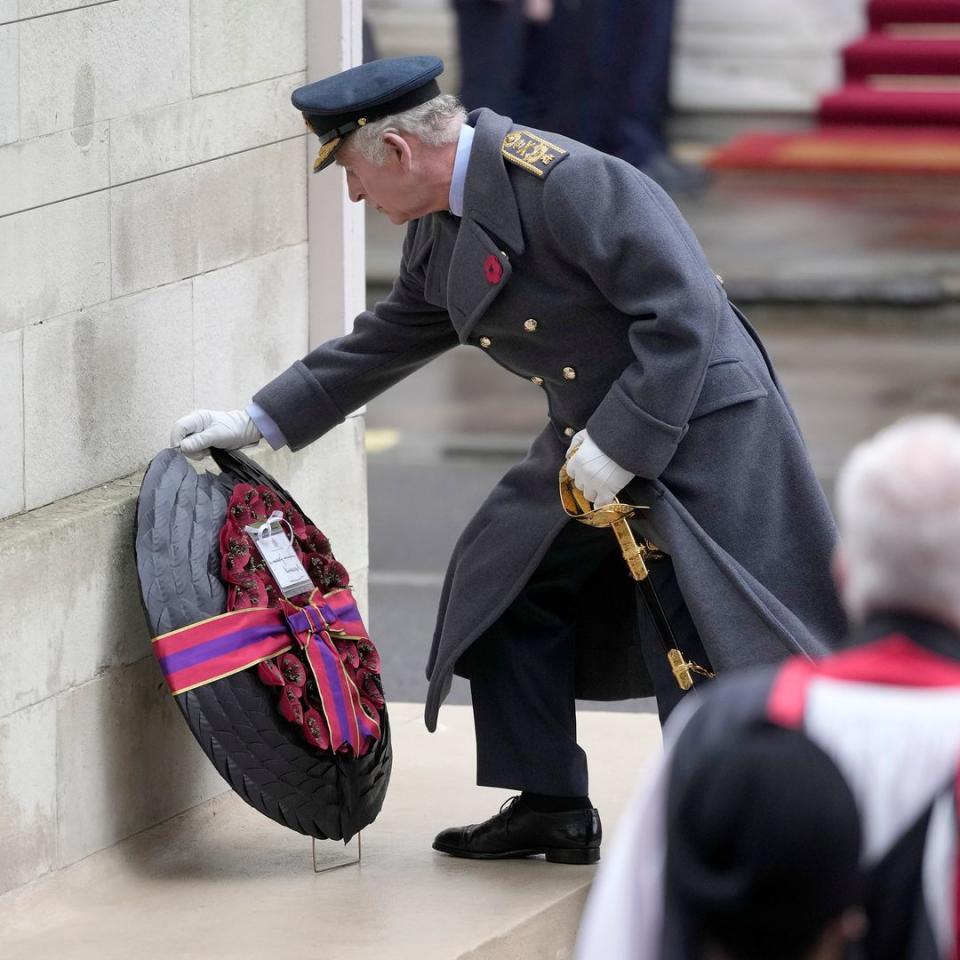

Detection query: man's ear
(382, 131), (413, 171)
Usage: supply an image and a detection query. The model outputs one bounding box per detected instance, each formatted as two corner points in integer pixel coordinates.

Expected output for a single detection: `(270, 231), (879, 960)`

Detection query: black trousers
(457, 518), (712, 796)
(454, 0), (677, 167)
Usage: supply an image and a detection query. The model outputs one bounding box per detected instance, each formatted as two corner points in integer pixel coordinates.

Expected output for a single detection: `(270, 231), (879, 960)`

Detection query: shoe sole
(431, 841), (600, 865)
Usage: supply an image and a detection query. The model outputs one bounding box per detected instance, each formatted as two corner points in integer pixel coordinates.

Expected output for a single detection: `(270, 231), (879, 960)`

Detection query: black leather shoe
(432, 796), (601, 864)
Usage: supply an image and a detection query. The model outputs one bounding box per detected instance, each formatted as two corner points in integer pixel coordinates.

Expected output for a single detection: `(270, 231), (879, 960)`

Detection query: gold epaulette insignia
(501, 130), (569, 178)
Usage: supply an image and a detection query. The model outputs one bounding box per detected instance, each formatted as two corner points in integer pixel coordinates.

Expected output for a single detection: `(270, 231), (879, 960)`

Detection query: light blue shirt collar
(448, 122), (474, 218)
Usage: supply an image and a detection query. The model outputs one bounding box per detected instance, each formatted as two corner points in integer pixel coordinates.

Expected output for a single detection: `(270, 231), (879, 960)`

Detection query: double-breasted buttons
(524, 318), (538, 332)
(563, 427), (576, 438)
(562, 366), (577, 380)
(531, 376), (544, 386)
(479, 336), (492, 348)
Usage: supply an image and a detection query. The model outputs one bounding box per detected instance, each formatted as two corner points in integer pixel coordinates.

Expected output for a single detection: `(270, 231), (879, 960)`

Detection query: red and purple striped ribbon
(152, 588), (380, 754)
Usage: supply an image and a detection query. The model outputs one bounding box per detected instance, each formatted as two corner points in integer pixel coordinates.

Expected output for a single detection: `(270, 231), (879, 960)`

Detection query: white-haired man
(172, 56), (845, 863)
(577, 413), (960, 959)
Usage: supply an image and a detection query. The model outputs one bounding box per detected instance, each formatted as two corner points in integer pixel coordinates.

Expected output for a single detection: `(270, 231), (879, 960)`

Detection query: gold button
(715, 273), (724, 287)
(563, 426), (576, 437)
(479, 336), (492, 348)
(524, 318), (538, 332)
(562, 366), (577, 380)
(531, 376), (544, 386)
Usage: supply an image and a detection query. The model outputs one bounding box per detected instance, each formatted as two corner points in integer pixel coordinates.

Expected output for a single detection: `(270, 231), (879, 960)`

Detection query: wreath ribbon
(153, 587), (380, 755)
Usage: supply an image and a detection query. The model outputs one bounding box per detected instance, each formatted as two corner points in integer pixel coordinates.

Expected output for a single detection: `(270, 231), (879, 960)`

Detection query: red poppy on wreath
(303, 708), (330, 750)
(335, 636), (361, 670)
(219, 524), (251, 581)
(230, 576), (269, 610)
(281, 500), (307, 540)
(227, 484), (266, 527)
(357, 639), (382, 675)
(278, 652), (307, 690)
(279, 684), (304, 725)
(257, 659), (285, 688)
(483, 254), (503, 285)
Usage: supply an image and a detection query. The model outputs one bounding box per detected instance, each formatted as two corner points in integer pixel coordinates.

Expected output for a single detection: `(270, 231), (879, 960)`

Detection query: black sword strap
(558, 464), (714, 692)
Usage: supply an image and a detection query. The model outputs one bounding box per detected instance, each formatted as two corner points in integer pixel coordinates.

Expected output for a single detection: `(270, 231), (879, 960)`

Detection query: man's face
(337, 138), (429, 226)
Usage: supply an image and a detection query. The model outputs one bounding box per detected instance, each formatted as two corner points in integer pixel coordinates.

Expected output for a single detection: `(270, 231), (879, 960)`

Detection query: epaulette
(501, 130), (569, 179)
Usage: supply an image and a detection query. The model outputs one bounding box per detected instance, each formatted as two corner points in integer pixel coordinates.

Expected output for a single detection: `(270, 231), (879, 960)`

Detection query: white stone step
(0, 703), (662, 960)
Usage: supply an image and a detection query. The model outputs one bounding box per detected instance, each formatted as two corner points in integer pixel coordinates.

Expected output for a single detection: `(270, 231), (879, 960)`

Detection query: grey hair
(344, 93), (466, 164)
(835, 414), (960, 624)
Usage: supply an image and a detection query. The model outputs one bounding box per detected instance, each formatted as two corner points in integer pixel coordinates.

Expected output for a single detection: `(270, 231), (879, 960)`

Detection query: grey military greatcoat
(255, 108), (846, 731)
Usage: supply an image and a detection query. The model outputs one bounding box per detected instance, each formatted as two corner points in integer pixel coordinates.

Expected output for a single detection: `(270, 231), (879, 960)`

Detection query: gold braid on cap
(314, 137), (341, 172)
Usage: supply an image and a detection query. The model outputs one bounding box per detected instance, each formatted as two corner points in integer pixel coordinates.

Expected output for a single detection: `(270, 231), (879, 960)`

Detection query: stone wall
(0, 0), (367, 896)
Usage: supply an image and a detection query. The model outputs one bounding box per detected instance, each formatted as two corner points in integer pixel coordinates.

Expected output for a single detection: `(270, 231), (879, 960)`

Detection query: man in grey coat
(173, 56), (845, 864)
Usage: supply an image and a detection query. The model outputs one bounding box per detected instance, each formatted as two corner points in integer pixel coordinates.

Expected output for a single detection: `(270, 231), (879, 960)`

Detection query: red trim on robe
(768, 634), (960, 729)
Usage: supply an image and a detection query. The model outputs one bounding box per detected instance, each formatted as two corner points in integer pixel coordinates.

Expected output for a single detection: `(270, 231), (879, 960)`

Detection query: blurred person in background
(453, 0), (705, 193)
(576, 414), (960, 958)
(453, 0), (564, 128)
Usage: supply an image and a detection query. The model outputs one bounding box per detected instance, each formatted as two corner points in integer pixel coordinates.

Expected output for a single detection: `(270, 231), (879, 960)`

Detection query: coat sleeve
(252, 223), (459, 451)
(543, 156), (728, 479)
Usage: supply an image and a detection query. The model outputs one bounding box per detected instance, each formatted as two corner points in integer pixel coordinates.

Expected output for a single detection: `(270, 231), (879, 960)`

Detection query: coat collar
(848, 611), (960, 662)
(460, 108), (525, 256)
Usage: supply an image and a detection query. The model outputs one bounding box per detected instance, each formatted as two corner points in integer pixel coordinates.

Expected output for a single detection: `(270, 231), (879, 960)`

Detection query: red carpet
(820, 87), (960, 126)
(869, 0), (960, 29)
(708, 0), (960, 175)
(709, 127), (960, 175)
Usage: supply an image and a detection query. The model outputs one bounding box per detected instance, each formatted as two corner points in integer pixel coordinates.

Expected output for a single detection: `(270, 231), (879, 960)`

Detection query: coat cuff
(252, 360), (346, 452)
(585, 383), (686, 480)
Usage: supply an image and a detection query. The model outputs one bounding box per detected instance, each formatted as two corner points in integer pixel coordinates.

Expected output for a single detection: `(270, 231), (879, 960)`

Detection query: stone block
(0, 24), (18, 146)
(0, 2), (17, 24)
(110, 73), (304, 184)
(111, 138), (306, 297)
(673, 54), (839, 112)
(19, 0), (190, 140)
(677, 0), (865, 42)
(0, 698), (57, 896)
(55, 657), (227, 869)
(0, 422), (366, 719)
(0, 331), (24, 520)
(0, 122), (110, 218)
(191, 0), (306, 97)
(22, 282), (194, 508)
(0, 192), (111, 335)
(192, 244), (308, 409)
(19, 0), (115, 15)
(0, 478), (150, 720)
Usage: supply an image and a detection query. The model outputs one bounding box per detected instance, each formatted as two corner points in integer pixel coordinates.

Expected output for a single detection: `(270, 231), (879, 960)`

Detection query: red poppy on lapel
(483, 254), (503, 285)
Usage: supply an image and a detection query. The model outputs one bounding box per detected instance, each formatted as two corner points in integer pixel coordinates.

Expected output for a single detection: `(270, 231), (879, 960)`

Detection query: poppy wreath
(218, 482), (385, 756)
(136, 448), (392, 842)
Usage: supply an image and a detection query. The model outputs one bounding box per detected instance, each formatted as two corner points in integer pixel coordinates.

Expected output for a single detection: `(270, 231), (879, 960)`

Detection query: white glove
(170, 409), (262, 461)
(565, 429), (634, 507)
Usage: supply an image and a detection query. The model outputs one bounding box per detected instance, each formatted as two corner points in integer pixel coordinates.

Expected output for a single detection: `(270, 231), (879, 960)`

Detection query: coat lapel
(446, 110), (526, 342)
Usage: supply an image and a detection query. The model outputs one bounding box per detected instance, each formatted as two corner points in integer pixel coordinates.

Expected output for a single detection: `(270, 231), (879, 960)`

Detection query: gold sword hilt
(558, 462), (656, 580)
(559, 461), (715, 691)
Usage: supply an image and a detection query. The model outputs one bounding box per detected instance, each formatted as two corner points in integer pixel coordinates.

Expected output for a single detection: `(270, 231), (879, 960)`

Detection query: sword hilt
(559, 462), (714, 693)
